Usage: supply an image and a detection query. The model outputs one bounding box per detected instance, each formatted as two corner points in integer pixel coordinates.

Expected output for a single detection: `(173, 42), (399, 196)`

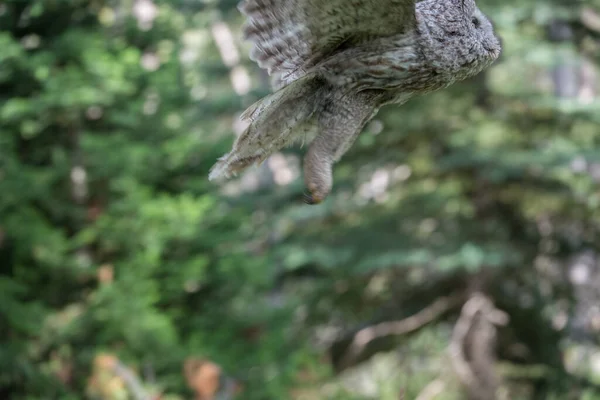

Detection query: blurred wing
(239, 0), (417, 88)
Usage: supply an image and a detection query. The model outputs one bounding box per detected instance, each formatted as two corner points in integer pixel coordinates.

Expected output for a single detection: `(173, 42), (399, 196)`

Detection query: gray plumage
(209, 0), (501, 204)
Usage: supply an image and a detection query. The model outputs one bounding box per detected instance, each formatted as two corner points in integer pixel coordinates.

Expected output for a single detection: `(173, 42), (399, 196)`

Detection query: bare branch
(339, 294), (463, 369)
(448, 292), (508, 400)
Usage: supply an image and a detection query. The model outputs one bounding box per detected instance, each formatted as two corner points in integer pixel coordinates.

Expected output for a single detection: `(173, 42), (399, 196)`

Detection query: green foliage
(1, 0), (600, 399)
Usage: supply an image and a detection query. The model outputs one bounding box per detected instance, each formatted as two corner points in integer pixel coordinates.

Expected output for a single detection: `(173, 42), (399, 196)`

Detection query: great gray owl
(209, 0), (501, 204)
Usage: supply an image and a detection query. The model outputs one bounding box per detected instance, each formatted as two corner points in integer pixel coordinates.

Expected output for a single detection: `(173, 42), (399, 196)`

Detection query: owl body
(209, 0), (501, 203)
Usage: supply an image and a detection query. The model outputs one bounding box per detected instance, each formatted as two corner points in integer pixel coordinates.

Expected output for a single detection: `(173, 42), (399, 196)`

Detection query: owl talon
(302, 191), (322, 205)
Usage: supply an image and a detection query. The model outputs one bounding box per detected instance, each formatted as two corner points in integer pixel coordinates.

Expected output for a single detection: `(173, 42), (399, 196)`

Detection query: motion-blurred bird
(209, 0), (501, 204)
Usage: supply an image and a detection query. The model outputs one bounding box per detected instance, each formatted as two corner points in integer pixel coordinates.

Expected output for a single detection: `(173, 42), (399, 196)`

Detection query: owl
(209, 0), (501, 204)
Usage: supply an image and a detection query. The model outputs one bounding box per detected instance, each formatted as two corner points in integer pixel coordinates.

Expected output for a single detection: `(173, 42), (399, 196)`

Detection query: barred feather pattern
(315, 33), (442, 99)
(239, 0), (417, 88)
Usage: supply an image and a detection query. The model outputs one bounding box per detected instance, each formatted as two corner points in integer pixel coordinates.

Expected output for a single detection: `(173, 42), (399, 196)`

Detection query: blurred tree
(1, 0), (600, 399)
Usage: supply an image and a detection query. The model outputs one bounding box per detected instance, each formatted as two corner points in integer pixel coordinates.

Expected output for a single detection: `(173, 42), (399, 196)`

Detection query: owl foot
(303, 153), (333, 204)
(302, 177), (330, 205)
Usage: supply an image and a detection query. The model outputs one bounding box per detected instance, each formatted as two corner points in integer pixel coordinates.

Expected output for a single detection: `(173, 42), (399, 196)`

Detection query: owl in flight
(209, 0), (501, 204)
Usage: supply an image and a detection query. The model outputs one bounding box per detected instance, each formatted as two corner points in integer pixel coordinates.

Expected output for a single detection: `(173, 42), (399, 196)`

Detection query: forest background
(2, 0), (600, 399)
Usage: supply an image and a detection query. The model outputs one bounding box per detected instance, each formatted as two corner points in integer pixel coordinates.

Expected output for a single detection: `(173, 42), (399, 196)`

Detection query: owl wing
(240, 0), (417, 88)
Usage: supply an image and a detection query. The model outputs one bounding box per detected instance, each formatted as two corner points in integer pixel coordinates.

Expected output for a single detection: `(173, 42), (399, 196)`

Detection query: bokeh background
(2, 0), (600, 399)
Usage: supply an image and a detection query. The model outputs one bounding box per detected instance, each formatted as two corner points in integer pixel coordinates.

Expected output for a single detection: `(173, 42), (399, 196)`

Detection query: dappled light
(2, 0), (600, 399)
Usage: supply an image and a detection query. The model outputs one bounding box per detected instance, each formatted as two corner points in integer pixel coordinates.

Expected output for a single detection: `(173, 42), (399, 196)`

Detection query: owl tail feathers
(208, 74), (322, 181)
